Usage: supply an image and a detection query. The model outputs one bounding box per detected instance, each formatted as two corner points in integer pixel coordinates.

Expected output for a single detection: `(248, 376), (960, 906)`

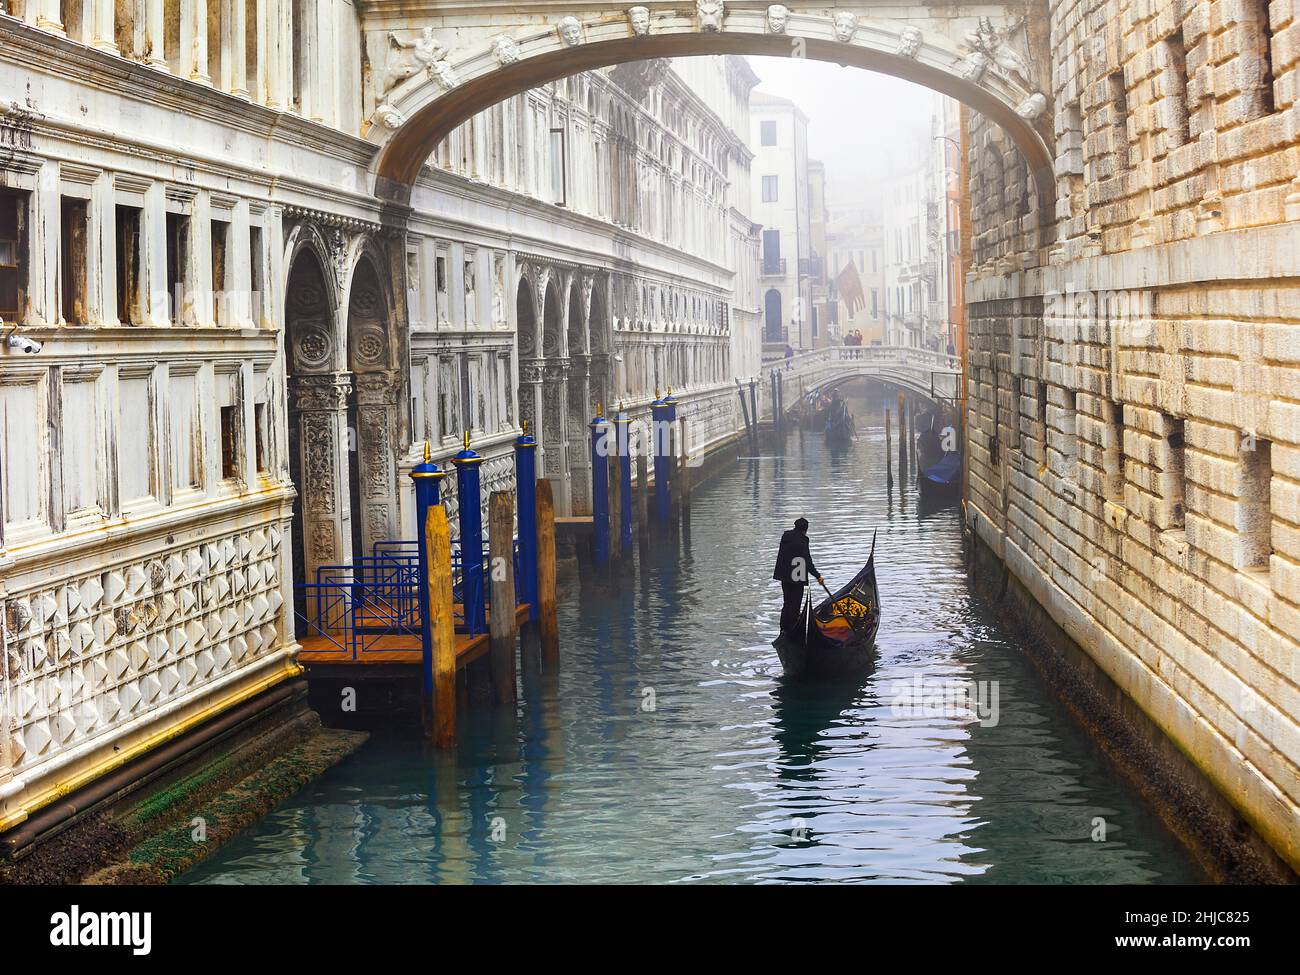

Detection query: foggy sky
(749, 55), (935, 200)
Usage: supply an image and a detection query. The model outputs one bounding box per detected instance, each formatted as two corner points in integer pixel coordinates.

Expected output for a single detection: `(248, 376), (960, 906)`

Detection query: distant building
(750, 91), (813, 353)
(806, 159), (831, 348)
(826, 195), (886, 345)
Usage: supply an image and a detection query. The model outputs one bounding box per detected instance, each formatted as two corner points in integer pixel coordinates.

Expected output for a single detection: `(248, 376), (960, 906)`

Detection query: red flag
(837, 260), (866, 318)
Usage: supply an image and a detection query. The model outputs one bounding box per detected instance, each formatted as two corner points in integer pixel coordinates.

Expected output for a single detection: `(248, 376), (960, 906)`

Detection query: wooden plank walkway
(298, 602), (531, 669)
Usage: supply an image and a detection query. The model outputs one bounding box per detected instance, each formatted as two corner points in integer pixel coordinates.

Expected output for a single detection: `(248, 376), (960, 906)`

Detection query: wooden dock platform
(298, 602), (532, 670)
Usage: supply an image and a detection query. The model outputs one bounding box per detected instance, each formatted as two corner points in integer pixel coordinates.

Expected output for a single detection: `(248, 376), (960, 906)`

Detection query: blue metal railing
(294, 535), (521, 659)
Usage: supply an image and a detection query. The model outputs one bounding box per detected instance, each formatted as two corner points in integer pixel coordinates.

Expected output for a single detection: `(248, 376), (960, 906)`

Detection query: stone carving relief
(611, 58), (671, 93)
(558, 16), (584, 47)
(294, 326), (333, 371)
(961, 51), (990, 84)
(430, 58), (459, 91)
(1016, 92), (1048, 120)
(493, 35), (520, 66)
(628, 6), (651, 35)
(766, 5), (789, 34)
(2, 527), (285, 776)
(492, 254), (506, 325)
(897, 26), (923, 59)
(351, 326), (387, 368)
(833, 12), (858, 44)
(311, 521), (336, 563)
(302, 414), (338, 515)
(384, 28), (448, 94)
(963, 16), (1034, 90)
(697, 0), (724, 33)
(464, 257), (478, 324)
(372, 104), (406, 130)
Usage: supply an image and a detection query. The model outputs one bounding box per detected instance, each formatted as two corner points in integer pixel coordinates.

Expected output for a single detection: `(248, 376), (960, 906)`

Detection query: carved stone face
(1016, 92), (1047, 120)
(898, 25), (923, 59)
(558, 16), (583, 47)
(833, 12), (858, 43)
(696, 0), (724, 32)
(767, 4), (788, 33)
(629, 6), (650, 35)
(374, 104), (405, 130)
(961, 51), (990, 83)
(493, 35), (519, 65)
(431, 59), (458, 89)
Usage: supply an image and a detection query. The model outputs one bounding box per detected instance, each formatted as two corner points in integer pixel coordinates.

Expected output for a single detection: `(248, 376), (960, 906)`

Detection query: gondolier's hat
(794, 517), (809, 531)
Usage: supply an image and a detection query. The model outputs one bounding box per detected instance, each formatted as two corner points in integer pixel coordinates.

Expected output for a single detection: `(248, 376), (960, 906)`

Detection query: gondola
(773, 531), (881, 679)
(823, 407), (855, 446)
(919, 450), (961, 500)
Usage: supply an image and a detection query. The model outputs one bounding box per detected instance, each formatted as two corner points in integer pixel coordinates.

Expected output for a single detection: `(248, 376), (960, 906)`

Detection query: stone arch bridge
(760, 346), (962, 416)
(363, 2), (1054, 211)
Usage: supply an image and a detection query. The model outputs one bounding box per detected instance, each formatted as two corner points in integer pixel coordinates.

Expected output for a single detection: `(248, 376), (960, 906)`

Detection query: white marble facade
(0, 8), (758, 830)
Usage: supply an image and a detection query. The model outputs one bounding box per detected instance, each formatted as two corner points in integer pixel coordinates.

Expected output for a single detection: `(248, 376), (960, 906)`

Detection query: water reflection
(181, 391), (1200, 885)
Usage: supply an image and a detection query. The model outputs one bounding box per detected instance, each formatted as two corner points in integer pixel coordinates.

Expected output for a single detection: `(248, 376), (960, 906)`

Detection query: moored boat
(919, 450), (961, 500)
(773, 532), (881, 679)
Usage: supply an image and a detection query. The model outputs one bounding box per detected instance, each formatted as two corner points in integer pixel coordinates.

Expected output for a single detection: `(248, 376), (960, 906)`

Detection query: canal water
(181, 395), (1201, 884)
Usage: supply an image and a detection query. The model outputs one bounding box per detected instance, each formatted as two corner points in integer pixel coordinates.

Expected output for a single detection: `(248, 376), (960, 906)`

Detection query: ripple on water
(180, 397), (1202, 885)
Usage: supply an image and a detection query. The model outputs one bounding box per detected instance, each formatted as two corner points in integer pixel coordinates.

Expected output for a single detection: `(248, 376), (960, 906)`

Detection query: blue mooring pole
(453, 432), (486, 635)
(651, 390), (671, 523)
(410, 442), (445, 694)
(514, 422), (539, 621)
(590, 405), (610, 565)
(615, 403), (633, 551)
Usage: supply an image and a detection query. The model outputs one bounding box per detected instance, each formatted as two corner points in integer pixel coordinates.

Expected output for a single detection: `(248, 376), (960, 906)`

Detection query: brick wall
(965, 0), (1300, 871)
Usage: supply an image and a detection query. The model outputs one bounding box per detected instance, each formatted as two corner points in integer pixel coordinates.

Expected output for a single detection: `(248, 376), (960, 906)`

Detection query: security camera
(6, 334), (42, 354)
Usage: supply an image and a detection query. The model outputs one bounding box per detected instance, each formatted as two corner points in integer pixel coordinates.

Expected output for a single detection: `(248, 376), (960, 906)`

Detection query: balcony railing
(761, 258), (787, 277)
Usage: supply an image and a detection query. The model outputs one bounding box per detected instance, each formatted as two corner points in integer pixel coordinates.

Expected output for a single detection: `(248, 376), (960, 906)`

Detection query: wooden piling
(608, 439), (622, 560)
(488, 491), (518, 705)
(425, 505), (456, 747)
(536, 478), (560, 664)
(635, 448), (649, 534)
(885, 407), (893, 488)
(909, 396), (918, 476)
(678, 418), (691, 504)
(896, 390), (907, 477)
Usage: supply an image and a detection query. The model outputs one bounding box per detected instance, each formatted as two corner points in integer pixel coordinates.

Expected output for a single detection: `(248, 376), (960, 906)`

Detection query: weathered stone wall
(965, 0), (1300, 872)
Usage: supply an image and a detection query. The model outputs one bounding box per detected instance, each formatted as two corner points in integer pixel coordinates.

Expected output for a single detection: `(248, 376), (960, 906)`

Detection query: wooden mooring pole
(885, 407), (893, 488)
(425, 504), (456, 747)
(488, 491), (517, 706)
(896, 390), (908, 479)
(536, 478), (560, 664)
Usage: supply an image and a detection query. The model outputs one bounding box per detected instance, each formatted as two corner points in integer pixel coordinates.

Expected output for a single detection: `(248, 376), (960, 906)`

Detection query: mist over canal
(181, 391), (1200, 884)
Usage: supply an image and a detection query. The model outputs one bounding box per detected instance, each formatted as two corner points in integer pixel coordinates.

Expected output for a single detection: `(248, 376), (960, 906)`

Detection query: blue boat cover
(922, 451), (961, 485)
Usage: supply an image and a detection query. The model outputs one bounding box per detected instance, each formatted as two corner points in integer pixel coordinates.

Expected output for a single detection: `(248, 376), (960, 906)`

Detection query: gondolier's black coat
(773, 529), (818, 584)
(774, 528), (819, 639)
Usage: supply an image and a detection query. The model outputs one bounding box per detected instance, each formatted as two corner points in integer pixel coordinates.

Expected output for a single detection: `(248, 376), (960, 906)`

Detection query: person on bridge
(773, 517), (824, 641)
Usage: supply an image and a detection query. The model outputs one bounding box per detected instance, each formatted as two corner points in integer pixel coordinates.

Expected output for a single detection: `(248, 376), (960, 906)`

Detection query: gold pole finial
(423, 440), (431, 462)
(597, 400), (603, 417)
(618, 400), (625, 412)
(521, 418), (529, 435)
(655, 385), (661, 398)
(463, 430), (471, 449)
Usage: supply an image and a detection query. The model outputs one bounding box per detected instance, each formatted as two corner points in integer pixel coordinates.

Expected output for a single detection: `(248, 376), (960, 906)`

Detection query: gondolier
(773, 517), (823, 640)
(772, 530), (882, 679)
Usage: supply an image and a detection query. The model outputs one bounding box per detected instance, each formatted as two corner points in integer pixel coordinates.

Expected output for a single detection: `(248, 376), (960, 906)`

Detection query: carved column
(540, 359), (571, 515)
(88, 0), (117, 53)
(290, 373), (354, 582)
(518, 355), (543, 446)
(141, 0), (166, 68)
(181, 0), (211, 84)
(34, 0), (64, 34)
(567, 353), (592, 515)
(353, 372), (400, 557)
